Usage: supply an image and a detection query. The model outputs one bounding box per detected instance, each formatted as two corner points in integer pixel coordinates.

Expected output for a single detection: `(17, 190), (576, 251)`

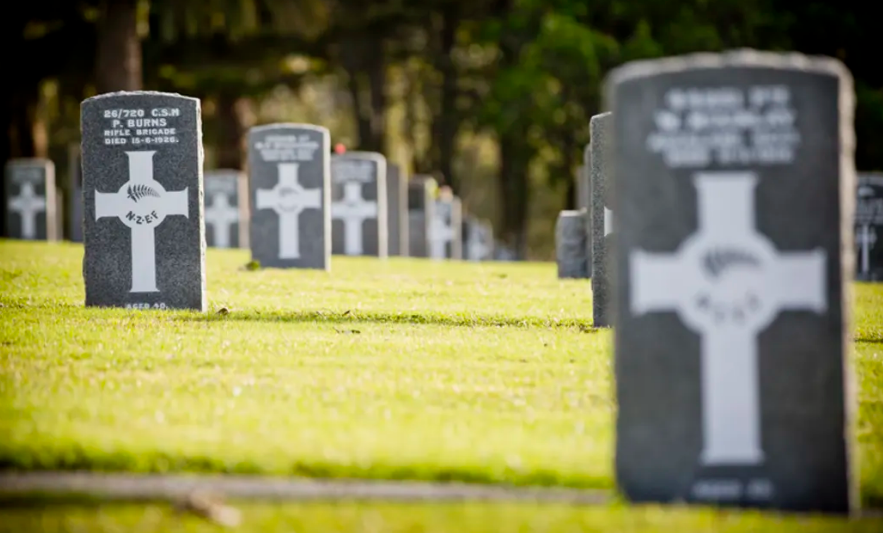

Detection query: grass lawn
(1, 239), (882, 530)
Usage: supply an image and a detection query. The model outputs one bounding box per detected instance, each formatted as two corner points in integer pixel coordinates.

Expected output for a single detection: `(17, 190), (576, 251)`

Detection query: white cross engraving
(430, 207), (455, 260)
(95, 151), (189, 293)
(332, 182), (377, 255)
(256, 162), (321, 259)
(205, 193), (239, 248)
(9, 182), (46, 239)
(857, 224), (877, 274)
(604, 206), (613, 237)
(630, 171), (826, 466)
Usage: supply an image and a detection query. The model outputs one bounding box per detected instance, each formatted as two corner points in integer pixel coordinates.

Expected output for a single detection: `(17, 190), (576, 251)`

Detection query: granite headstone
(591, 112), (614, 326)
(4, 158), (57, 241)
(463, 216), (494, 261)
(330, 151), (387, 257)
(408, 175), (436, 258)
(556, 209), (588, 278)
(608, 50), (856, 513)
(205, 169), (248, 248)
(387, 163), (408, 256)
(81, 91), (206, 311)
(856, 173), (883, 281)
(429, 189), (462, 260)
(248, 123), (330, 269)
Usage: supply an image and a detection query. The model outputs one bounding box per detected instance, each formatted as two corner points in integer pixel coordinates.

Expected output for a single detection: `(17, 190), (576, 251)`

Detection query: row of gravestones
(559, 50), (858, 514)
(2, 51), (867, 515)
(4, 140), (499, 265)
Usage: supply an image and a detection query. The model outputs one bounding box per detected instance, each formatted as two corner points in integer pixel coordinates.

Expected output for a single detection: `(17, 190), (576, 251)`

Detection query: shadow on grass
(176, 309), (599, 332)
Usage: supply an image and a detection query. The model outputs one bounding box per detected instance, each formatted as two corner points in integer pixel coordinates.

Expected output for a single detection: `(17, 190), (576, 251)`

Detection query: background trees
(4, 0), (879, 258)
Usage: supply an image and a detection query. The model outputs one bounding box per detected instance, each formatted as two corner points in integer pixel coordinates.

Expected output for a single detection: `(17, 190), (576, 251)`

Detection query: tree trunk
(366, 35), (387, 153)
(433, 8), (460, 192)
(95, 0), (142, 93)
(215, 92), (249, 170)
(497, 133), (530, 258)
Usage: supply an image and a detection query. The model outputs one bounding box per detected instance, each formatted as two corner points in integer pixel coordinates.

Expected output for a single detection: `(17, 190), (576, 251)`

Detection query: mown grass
(0, 240), (881, 511)
(1, 501), (883, 533)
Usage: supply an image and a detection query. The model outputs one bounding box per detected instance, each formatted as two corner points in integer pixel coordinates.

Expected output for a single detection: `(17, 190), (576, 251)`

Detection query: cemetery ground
(0, 239), (882, 531)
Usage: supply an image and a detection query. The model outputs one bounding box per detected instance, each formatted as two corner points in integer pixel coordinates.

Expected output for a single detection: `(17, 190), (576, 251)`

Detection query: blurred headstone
(408, 175), (436, 258)
(856, 173), (882, 281)
(248, 123), (330, 269)
(591, 112), (614, 327)
(4, 158), (57, 241)
(429, 188), (462, 260)
(331, 151), (387, 257)
(609, 50), (855, 513)
(556, 209), (588, 278)
(463, 216), (494, 261)
(205, 169), (248, 248)
(68, 143), (84, 242)
(387, 163), (408, 256)
(81, 91), (206, 311)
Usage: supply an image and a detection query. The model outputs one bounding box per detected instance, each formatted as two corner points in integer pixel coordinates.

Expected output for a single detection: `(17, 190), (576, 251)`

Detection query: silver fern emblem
(702, 248), (760, 278)
(127, 184), (160, 202)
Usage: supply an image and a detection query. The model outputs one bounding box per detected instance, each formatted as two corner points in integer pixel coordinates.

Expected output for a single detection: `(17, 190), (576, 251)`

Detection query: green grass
(1, 239), (882, 508)
(1, 501), (883, 533)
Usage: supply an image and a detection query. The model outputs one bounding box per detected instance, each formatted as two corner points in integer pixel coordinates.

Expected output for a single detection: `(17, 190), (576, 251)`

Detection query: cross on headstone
(95, 151), (189, 293)
(205, 192), (239, 248)
(333, 181), (377, 255)
(256, 162), (321, 259)
(9, 182), (46, 239)
(631, 172), (826, 464)
(857, 224), (877, 274)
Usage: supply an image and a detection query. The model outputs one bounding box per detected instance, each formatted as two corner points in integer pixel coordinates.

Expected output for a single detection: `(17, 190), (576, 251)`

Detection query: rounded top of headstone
(205, 168), (244, 178)
(5, 157), (53, 168)
(249, 122), (330, 134)
(82, 90), (200, 106)
(605, 49), (852, 88)
(332, 150), (387, 163)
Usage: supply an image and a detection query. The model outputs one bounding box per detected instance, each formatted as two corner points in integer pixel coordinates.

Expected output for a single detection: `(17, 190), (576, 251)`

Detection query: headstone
(330, 151), (387, 257)
(387, 163), (408, 256)
(856, 173), (883, 281)
(608, 50), (855, 513)
(408, 175), (436, 258)
(248, 123), (330, 269)
(576, 162), (590, 211)
(55, 188), (64, 240)
(556, 209), (588, 278)
(591, 112), (614, 326)
(205, 169), (249, 248)
(81, 91), (206, 311)
(429, 189), (462, 259)
(493, 243), (517, 261)
(68, 143), (84, 242)
(4, 158), (57, 241)
(463, 216), (494, 261)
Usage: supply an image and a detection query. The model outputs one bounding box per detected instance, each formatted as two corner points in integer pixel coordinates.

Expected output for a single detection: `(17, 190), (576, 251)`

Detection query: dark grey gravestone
(387, 163), (408, 256)
(55, 188), (64, 241)
(205, 169), (248, 249)
(4, 158), (57, 241)
(430, 192), (462, 260)
(68, 143), (84, 242)
(556, 209), (588, 278)
(331, 152), (387, 257)
(248, 123), (330, 269)
(591, 112), (613, 326)
(856, 173), (883, 281)
(607, 50), (856, 513)
(408, 175), (436, 258)
(463, 216), (494, 261)
(82, 91), (206, 311)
